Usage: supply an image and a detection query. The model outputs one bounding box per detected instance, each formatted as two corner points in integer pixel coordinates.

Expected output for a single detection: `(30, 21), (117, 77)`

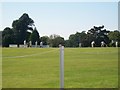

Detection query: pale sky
(0, 1), (118, 40)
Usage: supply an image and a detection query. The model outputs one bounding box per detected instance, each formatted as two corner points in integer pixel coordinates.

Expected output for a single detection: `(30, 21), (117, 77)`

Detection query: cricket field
(2, 47), (118, 88)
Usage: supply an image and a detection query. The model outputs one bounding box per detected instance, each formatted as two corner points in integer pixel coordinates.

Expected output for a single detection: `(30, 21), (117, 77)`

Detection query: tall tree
(108, 30), (120, 46)
(53, 37), (64, 47)
(49, 34), (64, 47)
(68, 31), (88, 47)
(108, 30), (120, 41)
(41, 36), (49, 45)
(69, 34), (78, 47)
(29, 27), (40, 45)
(87, 25), (110, 46)
(12, 13), (34, 47)
(2, 27), (14, 47)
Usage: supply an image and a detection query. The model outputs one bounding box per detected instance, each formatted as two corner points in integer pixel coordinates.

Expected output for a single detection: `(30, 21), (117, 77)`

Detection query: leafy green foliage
(2, 13), (120, 47)
(108, 30), (120, 41)
(12, 13), (34, 47)
(2, 27), (14, 47)
(41, 36), (49, 45)
(108, 30), (120, 47)
(49, 34), (64, 47)
(87, 25), (110, 46)
(2, 13), (41, 47)
(29, 28), (40, 45)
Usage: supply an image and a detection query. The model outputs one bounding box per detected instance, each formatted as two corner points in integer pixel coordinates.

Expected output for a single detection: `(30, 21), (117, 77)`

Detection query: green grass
(2, 47), (118, 88)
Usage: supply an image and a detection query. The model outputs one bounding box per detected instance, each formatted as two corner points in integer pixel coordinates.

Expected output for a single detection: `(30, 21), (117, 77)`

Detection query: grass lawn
(2, 47), (118, 88)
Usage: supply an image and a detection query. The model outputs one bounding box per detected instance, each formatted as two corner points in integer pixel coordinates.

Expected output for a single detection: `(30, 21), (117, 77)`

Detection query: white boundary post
(60, 45), (64, 89)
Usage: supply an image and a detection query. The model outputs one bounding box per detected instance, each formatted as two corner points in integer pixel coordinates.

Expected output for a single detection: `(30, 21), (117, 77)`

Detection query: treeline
(2, 13), (120, 47)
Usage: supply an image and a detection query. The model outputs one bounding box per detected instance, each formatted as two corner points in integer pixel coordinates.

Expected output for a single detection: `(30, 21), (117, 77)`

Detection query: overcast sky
(0, 1), (118, 39)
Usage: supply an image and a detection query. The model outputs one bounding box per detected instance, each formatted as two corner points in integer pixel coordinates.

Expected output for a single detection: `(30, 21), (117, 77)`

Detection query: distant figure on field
(24, 40), (27, 48)
(91, 41), (95, 47)
(59, 44), (62, 47)
(115, 41), (118, 47)
(79, 43), (81, 47)
(35, 41), (38, 47)
(40, 42), (43, 48)
(101, 41), (105, 47)
(29, 41), (32, 47)
(111, 40), (114, 47)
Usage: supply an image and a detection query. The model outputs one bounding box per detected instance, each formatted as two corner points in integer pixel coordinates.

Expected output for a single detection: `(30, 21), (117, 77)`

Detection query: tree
(65, 40), (70, 47)
(69, 34), (78, 47)
(77, 31), (88, 47)
(68, 31), (88, 47)
(12, 13), (34, 47)
(87, 25), (110, 46)
(41, 36), (49, 45)
(29, 28), (40, 45)
(49, 34), (59, 47)
(53, 37), (64, 47)
(49, 34), (64, 47)
(108, 30), (120, 41)
(2, 27), (14, 47)
(108, 30), (120, 46)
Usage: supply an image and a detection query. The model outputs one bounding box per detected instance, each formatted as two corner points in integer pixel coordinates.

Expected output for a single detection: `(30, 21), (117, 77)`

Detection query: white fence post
(60, 45), (64, 89)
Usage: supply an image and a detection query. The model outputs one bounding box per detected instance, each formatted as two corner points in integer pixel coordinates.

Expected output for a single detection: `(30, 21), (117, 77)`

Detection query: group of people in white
(91, 41), (118, 47)
(24, 40), (43, 48)
(23, 40), (118, 48)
